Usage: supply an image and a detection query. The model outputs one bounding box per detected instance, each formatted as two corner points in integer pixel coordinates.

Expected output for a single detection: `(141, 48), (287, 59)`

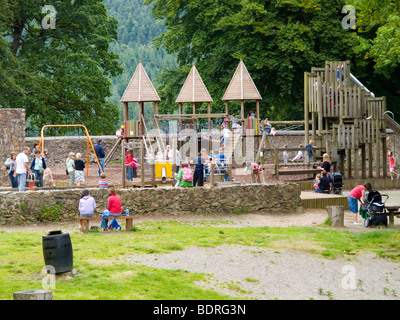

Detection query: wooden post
(154, 102), (158, 115)
(256, 100), (260, 122)
(382, 135), (387, 178)
(179, 103), (183, 124)
(241, 100), (244, 121)
(354, 148), (359, 179)
(274, 148), (279, 180)
(347, 149), (352, 178)
(140, 140), (145, 188)
(368, 142), (373, 178)
(339, 150), (345, 176)
(304, 72), (309, 146)
(122, 138), (126, 188)
(210, 163), (215, 186)
(326, 206), (344, 227)
(376, 118), (381, 178)
(124, 102), (129, 122)
(361, 144), (366, 179)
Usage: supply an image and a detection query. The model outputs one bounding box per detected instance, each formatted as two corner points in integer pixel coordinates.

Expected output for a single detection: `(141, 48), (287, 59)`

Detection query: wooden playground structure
(104, 59), (390, 188)
(303, 60), (387, 179)
(113, 59), (264, 188)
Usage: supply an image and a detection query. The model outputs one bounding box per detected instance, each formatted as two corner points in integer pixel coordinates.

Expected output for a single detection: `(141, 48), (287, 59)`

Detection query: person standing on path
(94, 139), (105, 176)
(192, 152), (205, 187)
(348, 183), (372, 225)
(387, 151), (399, 180)
(66, 152), (76, 187)
(14, 147), (31, 192)
(4, 153), (18, 188)
(30, 150), (47, 187)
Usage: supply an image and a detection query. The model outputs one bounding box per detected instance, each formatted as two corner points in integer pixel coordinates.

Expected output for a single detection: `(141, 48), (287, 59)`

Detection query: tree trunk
(326, 205), (344, 227)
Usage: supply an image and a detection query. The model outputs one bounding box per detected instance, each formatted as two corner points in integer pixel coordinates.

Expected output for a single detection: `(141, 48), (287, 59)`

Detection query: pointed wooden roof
(175, 64), (213, 103)
(222, 59), (262, 101)
(120, 61), (161, 102)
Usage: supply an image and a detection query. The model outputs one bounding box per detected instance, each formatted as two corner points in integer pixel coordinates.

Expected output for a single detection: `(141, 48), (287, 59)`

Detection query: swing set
(37, 124), (103, 176)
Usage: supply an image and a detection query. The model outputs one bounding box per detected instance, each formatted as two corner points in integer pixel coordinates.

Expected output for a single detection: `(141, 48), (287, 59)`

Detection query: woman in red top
(348, 183), (372, 225)
(107, 187), (122, 215)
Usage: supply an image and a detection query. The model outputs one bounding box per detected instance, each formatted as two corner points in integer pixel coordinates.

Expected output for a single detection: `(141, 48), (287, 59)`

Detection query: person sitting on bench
(315, 171), (330, 194)
(100, 187), (122, 230)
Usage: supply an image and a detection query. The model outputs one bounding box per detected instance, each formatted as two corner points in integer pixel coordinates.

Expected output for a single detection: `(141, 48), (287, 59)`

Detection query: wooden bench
(75, 215), (139, 232)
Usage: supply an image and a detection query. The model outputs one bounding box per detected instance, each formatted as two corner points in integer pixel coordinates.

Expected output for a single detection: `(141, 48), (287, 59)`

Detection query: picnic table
(384, 205), (400, 227)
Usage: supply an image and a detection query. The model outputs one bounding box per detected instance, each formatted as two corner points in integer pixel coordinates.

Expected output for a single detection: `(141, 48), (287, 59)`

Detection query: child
(314, 174), (321, 191)
(387, 151), (399, 180)
(125, 148), (138, 181)
(43, 168), (56, 187)
(282, 145), (288, 166)
(98, 173), (108, 188)
(291, 145), (304, 162)
(305, 140), (316, 164)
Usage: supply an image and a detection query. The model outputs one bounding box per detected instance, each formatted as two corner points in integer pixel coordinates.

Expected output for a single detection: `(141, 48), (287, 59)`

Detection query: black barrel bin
(42, 230), (73, 274)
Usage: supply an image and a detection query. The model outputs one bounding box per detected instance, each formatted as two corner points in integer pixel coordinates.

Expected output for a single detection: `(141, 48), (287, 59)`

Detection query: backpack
(182, 167), (193, 182)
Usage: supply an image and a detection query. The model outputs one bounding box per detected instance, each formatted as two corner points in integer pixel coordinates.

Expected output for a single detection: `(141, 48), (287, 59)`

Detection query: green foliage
(0, 0), (123, 136)
(103, 0), (176, 122)
(146, 0), (357, 120)
(39, 204), (63, 222)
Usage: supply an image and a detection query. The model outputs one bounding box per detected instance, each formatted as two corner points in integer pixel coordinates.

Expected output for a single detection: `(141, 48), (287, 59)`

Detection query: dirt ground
(48, 163), (311, 187)
(2, 164), (400, 300)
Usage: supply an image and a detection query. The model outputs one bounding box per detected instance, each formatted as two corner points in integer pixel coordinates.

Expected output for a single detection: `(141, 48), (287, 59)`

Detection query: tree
(146, 0), (357, 120)
(0, 0), (123, 135)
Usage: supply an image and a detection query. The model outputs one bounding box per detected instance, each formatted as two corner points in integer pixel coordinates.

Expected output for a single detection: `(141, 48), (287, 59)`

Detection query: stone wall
(0, 183), (302, 225)
(25, 135), (130, 166)
(0, 109), (26, 185)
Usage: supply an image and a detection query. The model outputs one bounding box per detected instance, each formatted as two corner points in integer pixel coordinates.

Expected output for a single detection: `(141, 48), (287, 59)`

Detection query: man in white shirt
(166, 145), (181, 173)
(14, 147), (31, 191)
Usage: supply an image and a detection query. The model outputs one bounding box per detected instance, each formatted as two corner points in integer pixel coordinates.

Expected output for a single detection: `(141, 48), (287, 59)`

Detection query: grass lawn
(0, 220), (399, 300)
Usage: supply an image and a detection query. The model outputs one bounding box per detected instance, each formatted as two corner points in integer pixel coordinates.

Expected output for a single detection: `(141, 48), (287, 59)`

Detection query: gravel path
(125, 245), (400, 300)
(1, 202), (399, 300)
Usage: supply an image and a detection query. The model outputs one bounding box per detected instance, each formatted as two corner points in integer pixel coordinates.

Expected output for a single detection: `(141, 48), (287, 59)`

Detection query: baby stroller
(330, 172), (343, 195)
(363, 190), (389, 227)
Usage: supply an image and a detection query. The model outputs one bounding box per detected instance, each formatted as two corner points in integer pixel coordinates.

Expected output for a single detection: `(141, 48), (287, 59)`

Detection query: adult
(74, 152), (85, 187)
(174, 163), (193, 187)
(78, 189), (97, 232)
(318, 153), (331, 174)
(30, 150), (47, 187)
(348, 183), (373, 225)
(14, 147), (31, 192)
(166, 143), (181, 173)
(100, 187), (122, 230)
(94, 139), (105, 176)
(315, 171), (330, 194)
(192, 152), (206, 187)
(4, 152), (18, 188)
(66, 152), (76, 187)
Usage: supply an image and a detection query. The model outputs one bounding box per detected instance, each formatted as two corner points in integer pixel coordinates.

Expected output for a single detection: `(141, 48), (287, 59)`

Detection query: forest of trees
(0, 0), (399, 136)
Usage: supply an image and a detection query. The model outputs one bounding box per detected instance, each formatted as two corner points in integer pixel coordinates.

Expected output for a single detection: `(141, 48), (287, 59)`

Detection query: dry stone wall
(0, 183), (302, 225)
(0, 109), (26, 186)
